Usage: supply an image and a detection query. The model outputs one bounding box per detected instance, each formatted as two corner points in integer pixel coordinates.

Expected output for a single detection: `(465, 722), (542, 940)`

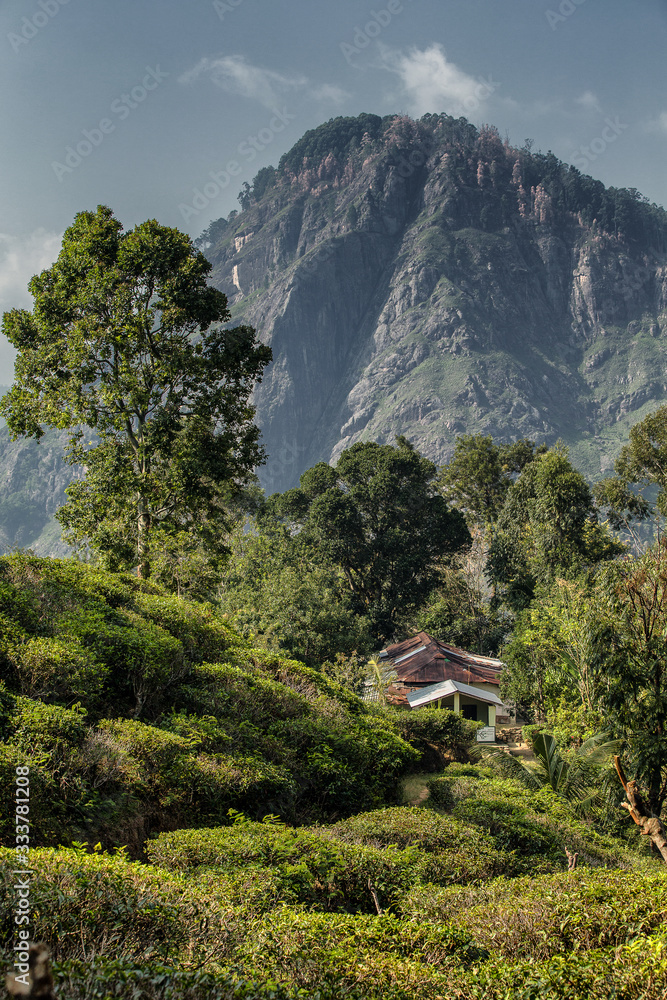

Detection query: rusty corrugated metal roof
(382, 632), (502, 687)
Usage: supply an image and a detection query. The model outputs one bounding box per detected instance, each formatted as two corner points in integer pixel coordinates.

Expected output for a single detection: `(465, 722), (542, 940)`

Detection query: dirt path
(507, 743), (537, 763)
(399, 773), (431, 806)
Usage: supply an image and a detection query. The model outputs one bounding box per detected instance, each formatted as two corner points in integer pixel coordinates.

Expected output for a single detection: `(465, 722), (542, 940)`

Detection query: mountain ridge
(202, 112), (667, 493)
(1, 112), (667, 551)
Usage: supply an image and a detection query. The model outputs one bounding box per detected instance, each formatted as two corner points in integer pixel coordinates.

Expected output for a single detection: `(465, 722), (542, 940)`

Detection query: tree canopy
(0, 205), (271, 578)
(438, 433), (543, 527)
(263, 437), (471, 642)
(487, 444), (622, 609)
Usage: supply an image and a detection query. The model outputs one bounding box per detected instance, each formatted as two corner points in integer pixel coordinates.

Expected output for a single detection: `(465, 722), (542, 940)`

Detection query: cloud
(645, 111), (667, 134)
(0, 229), (61, 314)
(379, 43), (498, 118)
(179, 55), (348, 109)
(0, 229), (62, 385)
(574, 90), (602, 113)
(311, 83), (350, 106)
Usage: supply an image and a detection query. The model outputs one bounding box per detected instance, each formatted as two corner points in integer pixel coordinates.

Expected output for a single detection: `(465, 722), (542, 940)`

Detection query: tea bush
(429, 767), (643, 871)
(147, 822), (429, 913)
(232, 910), (486, 998)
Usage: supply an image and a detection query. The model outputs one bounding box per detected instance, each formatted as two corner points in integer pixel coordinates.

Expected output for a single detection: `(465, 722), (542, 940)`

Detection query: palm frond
(533, 732), (568, 792)
(477, 744), (544, 790)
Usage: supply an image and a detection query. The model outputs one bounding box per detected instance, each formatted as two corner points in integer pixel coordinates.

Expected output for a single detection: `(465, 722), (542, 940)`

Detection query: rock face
(2, 113), (667, 551)
(204, 113), (667, 493)
(0, 424), (76, 555)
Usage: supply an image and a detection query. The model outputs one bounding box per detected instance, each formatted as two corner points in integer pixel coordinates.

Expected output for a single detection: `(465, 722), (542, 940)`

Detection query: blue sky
(1, 0), (667, 381)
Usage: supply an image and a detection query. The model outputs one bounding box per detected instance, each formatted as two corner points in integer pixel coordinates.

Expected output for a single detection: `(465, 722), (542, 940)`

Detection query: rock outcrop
(2, 112), (667, 550)
(203, 113), (667, 493)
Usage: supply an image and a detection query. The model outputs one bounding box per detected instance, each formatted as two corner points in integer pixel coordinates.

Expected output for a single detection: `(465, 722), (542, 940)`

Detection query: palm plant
(367, 655), (398, 702)
(479, 731), (622, 810)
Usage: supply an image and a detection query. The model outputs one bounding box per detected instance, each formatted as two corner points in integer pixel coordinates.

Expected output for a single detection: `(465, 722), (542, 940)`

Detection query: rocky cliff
(203, 113), (667, 493)
(2, 112), (667, 552)
(0, 421), (75, 555)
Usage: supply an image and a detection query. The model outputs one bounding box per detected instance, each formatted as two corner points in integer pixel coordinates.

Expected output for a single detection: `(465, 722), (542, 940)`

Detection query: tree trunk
(137, 501), (151, 579)
(614, 756), (667, 864)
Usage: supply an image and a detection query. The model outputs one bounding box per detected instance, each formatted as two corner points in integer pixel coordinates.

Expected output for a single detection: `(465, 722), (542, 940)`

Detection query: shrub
(10, 636), (107, 703)
(427, 776), (455, 809)
(10, 698), (88, 758)
(233, 910), (486, 998)
(390, 707), (469, 748)
(132, 593), (236, 663)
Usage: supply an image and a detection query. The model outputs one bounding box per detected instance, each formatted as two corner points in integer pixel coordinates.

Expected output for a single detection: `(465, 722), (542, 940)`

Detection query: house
(380, 631), (511, 736)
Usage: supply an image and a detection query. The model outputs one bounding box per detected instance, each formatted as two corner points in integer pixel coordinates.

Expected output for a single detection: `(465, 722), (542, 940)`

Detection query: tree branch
(614, 755), (667, 864)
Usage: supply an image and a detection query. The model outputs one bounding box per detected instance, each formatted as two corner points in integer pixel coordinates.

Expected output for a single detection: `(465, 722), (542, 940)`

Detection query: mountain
(0, 405), (74, 555)
(202, 113), (667, 493)
(2, 112), (667, 550)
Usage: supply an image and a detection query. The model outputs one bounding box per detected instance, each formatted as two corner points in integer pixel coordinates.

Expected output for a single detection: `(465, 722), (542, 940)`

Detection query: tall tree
(593, 405), (667, 545)
(487, 444), (622, 609)
(0, 206), (271, 578)
(264, 437), (471, 642)
(438, 434), (543, 528)
(595, 539), (667, 817)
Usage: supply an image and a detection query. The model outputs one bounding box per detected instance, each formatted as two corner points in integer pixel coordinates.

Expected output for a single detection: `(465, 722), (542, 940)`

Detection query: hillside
(202, 113), (667, 493)
(1, 552), (665, 999)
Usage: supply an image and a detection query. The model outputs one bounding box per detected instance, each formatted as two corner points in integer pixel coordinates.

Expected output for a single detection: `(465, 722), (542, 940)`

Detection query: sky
(1, 0), (667, 383)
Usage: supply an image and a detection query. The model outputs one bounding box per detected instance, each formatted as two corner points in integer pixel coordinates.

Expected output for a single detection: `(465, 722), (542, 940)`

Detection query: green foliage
(593, 538), (667, 815)
(278, 113), (385, 176)
(218, 526), (372, 666)
(488, 444), (621, 610)
(0, 555), (460, 844)
(438, 434), (541, 527)
(594, 404), (667, 539)
(147, 809), (500, 909)
(427, 765), (642, 870)
(481, 731), (621, 812)
(1, 768), (661, 1000)
(390, 706), (472, 750)
(500, 578), (607, 720)
(264, 438), (470, 642)
(250, 165), (277, 201)
(402, 568), (508, 655)
(8, 636), (107, 703)
(0, 205), (271, 578)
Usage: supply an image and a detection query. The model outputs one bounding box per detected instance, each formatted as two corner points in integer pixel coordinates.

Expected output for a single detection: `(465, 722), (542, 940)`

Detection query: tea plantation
(1, 554), (666, 999)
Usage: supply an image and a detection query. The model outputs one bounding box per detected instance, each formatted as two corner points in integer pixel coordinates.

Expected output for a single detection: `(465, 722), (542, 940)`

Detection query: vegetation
(1, 768), (663, 999)
(232, 111), (667, 248)
(0, 206), (271, 579)
(4, 188), (667, 994)
(262, 437), (470, 642)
